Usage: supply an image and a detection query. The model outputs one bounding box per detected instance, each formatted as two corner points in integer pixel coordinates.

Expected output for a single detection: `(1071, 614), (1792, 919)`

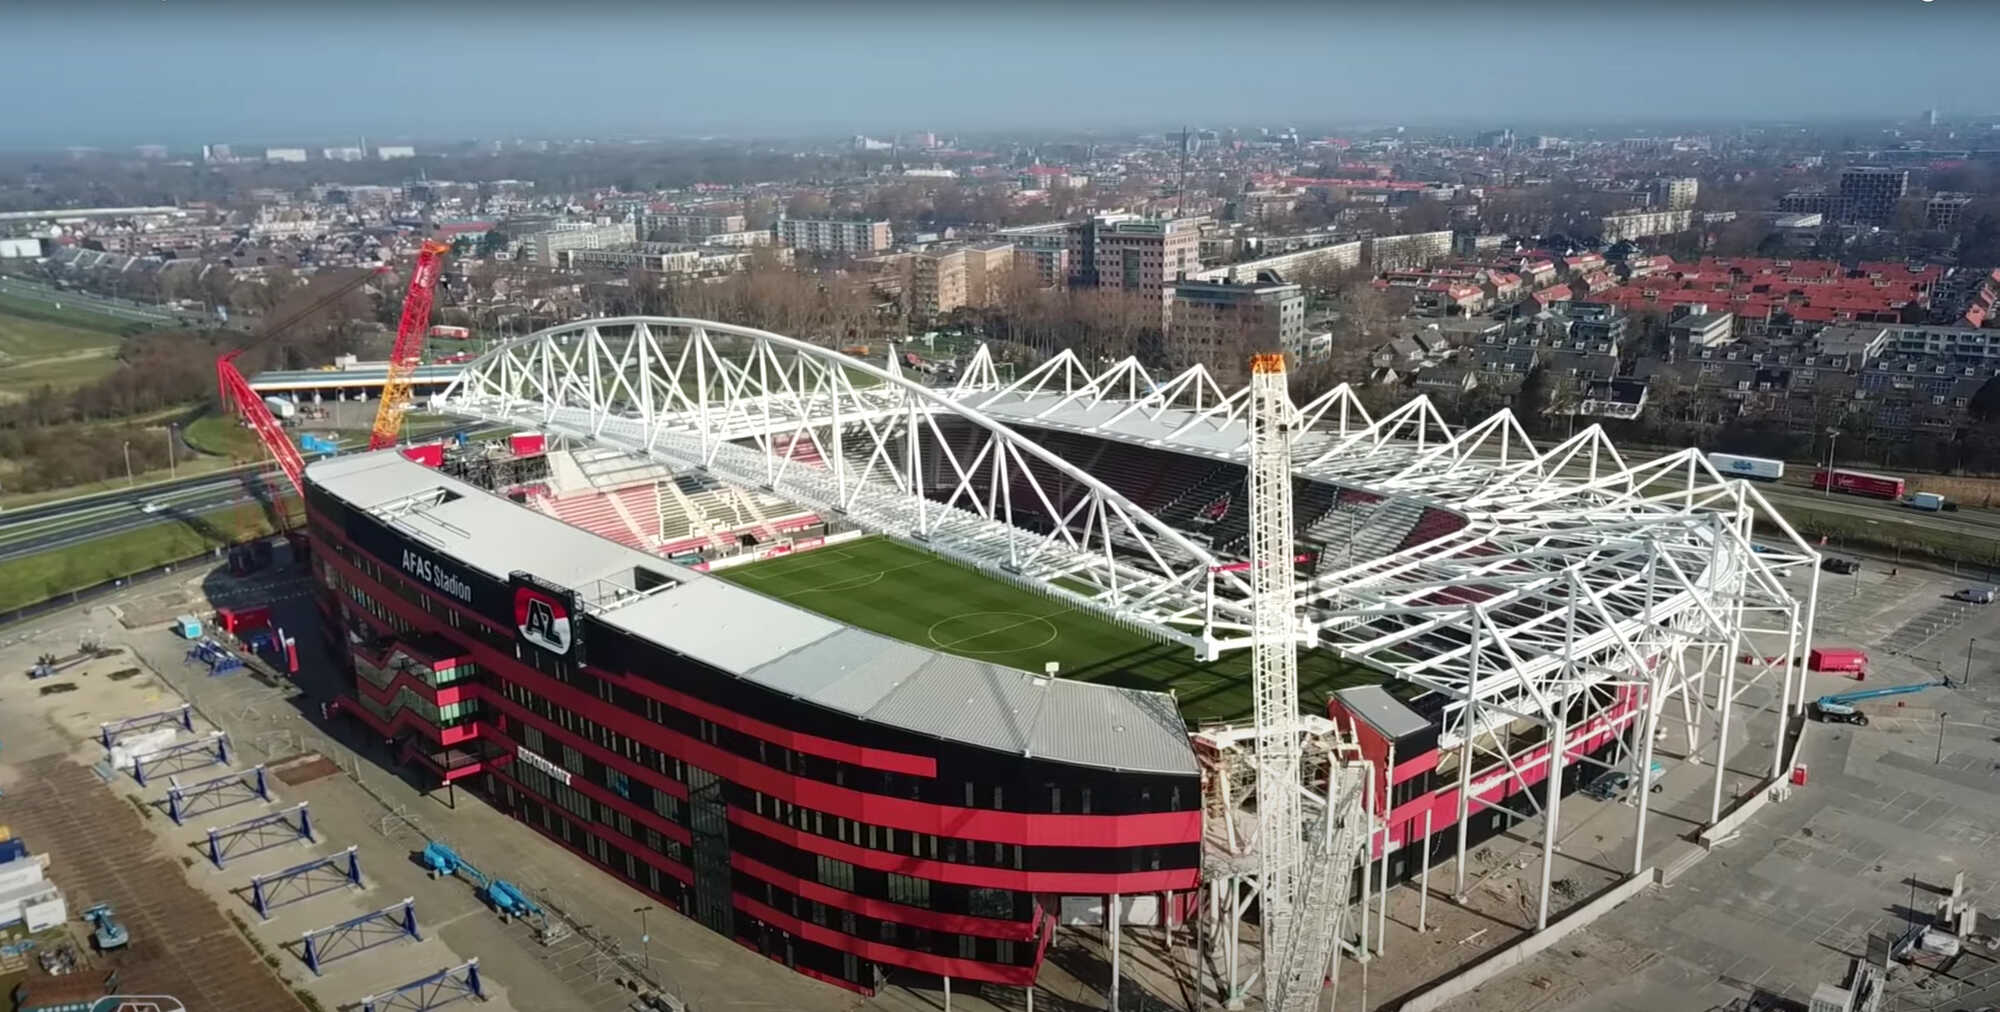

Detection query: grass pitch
(719, 536), (1373, 725)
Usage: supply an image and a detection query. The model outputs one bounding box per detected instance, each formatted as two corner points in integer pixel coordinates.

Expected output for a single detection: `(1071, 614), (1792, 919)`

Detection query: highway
(0, 468), (282, 563)
(0, 275), (184, 326)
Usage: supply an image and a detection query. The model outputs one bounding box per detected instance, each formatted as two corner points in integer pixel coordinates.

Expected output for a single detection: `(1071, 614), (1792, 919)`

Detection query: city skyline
(8, 1), (1998, 148)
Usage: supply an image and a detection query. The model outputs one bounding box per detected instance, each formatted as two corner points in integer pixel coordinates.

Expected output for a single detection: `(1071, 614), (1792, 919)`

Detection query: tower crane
(368, 239), (452, 450)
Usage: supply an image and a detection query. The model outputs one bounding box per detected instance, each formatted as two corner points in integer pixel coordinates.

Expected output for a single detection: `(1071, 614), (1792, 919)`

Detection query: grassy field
(0, 293), (137, 397)
(0, 499), (300, 614)
(718, 536), (1373, 724)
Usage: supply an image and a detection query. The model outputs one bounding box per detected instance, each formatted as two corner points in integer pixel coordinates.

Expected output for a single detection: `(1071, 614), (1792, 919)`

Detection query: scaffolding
(358, 959), (485, 1012)
(303, 898), (421, 976)
(100, 704), (194, 749)
(206, 802), (314, 869)
(130, 732), (229, 786)
(251, 846), (364, 919)
(166, 765), (271, 825)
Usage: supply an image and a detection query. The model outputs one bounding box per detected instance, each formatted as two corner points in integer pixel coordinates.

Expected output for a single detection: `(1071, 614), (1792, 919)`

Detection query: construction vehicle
(1810, 682), (1943, 725)
(214, 241), (447, 505)
(369, 239), (452, 450)
(81, 904), (127, 951)
(419, 841), (562, 938)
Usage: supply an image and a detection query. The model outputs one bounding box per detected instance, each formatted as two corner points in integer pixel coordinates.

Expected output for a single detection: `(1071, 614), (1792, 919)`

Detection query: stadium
(305, 317), (1820, 1004)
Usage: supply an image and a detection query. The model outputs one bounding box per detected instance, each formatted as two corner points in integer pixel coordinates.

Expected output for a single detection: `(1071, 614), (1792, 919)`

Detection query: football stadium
(306, 317), (1819, 1005)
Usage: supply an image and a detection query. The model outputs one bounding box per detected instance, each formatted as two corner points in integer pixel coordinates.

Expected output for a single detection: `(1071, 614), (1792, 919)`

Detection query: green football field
(718, 536), (1375, 725)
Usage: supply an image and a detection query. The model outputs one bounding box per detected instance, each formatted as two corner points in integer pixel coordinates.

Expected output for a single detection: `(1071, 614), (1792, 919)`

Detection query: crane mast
(1248, 353), (1304, 1010)
(368, 239), (452, 450)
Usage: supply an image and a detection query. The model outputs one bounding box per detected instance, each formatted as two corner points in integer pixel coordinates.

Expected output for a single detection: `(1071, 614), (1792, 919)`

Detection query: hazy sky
(8, 0), (1998, 148)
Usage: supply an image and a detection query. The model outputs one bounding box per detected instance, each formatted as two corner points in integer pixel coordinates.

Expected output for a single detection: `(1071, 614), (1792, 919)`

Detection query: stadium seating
(1396, 506), (1469, 552)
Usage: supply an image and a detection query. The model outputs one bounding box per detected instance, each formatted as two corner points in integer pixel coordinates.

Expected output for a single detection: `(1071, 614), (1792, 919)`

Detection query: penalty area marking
(787, 558), (936, 596)
(927, 610), (1065, 655)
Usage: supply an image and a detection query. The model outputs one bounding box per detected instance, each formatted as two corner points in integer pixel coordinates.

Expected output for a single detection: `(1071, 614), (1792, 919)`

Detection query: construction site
(8, 237), (1999, 1012)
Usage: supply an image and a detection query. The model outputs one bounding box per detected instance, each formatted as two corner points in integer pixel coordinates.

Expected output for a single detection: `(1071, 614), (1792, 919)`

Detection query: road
(0, 467), (280, 563)
(0, 274), (185, 325)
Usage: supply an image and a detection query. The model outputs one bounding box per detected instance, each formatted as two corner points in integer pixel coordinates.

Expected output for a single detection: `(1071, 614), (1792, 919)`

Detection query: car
(139, 502), (164, 515)
(1821, 557), (1861, 574)
(1582, 761), (1666, 801)
(1955, 587), (1997, 604)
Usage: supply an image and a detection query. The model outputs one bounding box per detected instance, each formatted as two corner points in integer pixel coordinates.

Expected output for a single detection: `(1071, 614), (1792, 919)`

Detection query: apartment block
(526, 222), (638, 265)
(776, 218), (892, 255)
(909, 242), (1015, 317)
(646, 212), (749, 242)
(1599, 209), (1693, 242)
(1927, 193), (1975, 229)
(264, 148), (308, 163)
(1652, 177), (1699, 211)
(1167, 273), (1307, 383)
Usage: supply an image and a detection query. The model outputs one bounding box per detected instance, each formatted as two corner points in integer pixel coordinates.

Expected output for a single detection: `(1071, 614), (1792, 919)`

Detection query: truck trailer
(1811, 468), (1905, 500)
(1707, 453), (1784, 481)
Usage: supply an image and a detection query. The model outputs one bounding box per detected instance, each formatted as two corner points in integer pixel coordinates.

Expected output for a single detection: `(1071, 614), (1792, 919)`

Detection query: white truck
(1706, 452), (1784, 482)
(262, 395), (297, 420)
(1907, 491), (1946, 512)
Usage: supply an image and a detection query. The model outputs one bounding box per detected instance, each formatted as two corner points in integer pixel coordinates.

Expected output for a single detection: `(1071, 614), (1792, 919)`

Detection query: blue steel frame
(206, 802), (314, 869)
(302, 898), (421, 976)
(358, 958), (485, 1012)
(166, 765), (270, 825)
(251, 845), (363, 919)
(131, 733), (230, 786)
(100, 704), (194, 749)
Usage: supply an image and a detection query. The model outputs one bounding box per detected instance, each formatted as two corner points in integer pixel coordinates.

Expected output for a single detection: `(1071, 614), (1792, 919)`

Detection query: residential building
(322, 146), (364, 162)
(1187, 240), (1363, 285)
(1888, 324), (2000, 362)
(1166, 273), (1305, 382)
(1568, 303), (1628, 352)
(264, 148), (308, 163)
(1599, 209), (1693, 242)
(1011, 246), (1070, 289)
(1652, 178), (1699, 211)
(1927, 193), (1975, 229)
(561, 243), (702, 274)
(1668, 306), (1734, 349)
(645, 212), (749, 242)
(376, 145), (416, 160)
(1813, 324), (1892, 368)
(1778, 190), (1839, 216)
(1838, 167), (1909, 224)
(1367, 231), (1452, 270)
(1067, 214), (1203, 292)
(776, 218), (892, 255)
(1573, 377), (1650, 420)
(909, 248), (967, 319)
(526, 222), (638, 265)
(700, 230), (773, 248)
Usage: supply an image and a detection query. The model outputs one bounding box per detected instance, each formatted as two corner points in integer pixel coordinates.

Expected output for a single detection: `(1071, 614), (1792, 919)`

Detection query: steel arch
(437, 317), (1247, 651)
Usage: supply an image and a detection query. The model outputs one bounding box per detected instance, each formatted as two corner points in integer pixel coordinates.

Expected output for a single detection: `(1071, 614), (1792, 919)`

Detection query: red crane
(368, 240), (452, 450)
(214, 266), (387, 501)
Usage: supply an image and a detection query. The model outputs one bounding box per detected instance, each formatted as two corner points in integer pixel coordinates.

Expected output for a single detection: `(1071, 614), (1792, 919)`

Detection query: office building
(323, 147), (365, 162)
(777, 219), (893, 255)
(377, 145), (417, 160)
(1066, 215), (1203, 293)
(1838, 167), (1909, 224)
(1166, 273), (1306, 382)
(562, 244), (702, 274)
(264, 148), (308, 164)
(1652, 177), (1699, 211)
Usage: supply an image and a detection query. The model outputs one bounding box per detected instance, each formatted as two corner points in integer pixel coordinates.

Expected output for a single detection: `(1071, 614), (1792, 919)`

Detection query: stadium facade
(305, 451), (1201, 994)
(308, 317), (1819, 999)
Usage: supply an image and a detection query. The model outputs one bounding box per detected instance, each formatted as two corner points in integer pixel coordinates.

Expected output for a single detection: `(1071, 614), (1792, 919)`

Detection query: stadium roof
(308, 452), (1196, 775)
